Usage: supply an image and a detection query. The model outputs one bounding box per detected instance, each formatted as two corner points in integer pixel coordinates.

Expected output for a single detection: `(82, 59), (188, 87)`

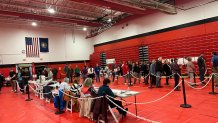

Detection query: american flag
(25, 37), (39, 57)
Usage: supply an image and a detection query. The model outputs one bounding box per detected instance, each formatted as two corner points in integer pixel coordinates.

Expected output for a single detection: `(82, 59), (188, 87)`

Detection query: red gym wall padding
(90, 21), (218, 73)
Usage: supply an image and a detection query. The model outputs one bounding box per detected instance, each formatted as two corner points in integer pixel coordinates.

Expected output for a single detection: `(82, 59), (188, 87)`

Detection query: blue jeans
(96, 74), (100, 82)
(156, 72), (162, 87)
(199, 68), (205, 82)
(54, 90), (66, 111)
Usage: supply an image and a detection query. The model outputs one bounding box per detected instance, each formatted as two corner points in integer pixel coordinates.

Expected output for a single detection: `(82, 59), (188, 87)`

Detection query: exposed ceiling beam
(0, 10), (102, 27)
(30, 0), (105, 17)
(69, 0), (147, 14)
(143, 0), (177, 14)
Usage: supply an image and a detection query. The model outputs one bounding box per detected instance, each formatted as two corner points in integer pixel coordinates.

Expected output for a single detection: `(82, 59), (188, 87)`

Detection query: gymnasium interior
(0, 0), (218, 123)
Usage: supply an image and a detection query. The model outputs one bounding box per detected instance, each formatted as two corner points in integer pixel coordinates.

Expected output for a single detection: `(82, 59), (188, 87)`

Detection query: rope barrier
(107, 80), (182, 105)
(130, 73), (150, 80)
(183, 74), (212, 90)
(184, 77), (212, 90)
(182, 73), (213, 85)
(150, 73), (176, 78)
(28, 84), (52, 95)
(106, 96), (161, 123)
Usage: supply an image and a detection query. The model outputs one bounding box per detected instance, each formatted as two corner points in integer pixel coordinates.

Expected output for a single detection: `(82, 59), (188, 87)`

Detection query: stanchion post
(25, 82), (32, 101)
(209, 74), (218, 94)
(180, 78), (192, 108)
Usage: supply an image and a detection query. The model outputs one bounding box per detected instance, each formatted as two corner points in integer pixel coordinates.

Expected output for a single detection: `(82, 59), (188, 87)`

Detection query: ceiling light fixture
(83, 27), (87, 31)
(31, 22), (37, 26)
(47, 8), (55, 14)
(108, 18), (112, 22)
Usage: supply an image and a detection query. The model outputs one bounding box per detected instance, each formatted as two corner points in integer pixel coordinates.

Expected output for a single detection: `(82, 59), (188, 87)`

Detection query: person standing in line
(81, 66), (88, 82)
(118, 61), (123, 76)
(140, 61), (149, 85)
(122, 61), (129, 85)
(140, 62), (145, 83)
(150, 60), (156, 86)
(111, 64), (116, 82)
(94, 64), (100, 82)
(104, 65), (110, 79)
(47, 68), (53, 80)
(88, 65), (94, 80)
(128, 61), (133, 86)
(144, 61), (150, 85)
(186, 57), (195, 86)
(0, 71), (4, 93)
(172, 59), (181, 91)
(211, 52), (218, 87)
(9, 68), (16, 92)
(197, 53), (206, 85)
(74, 65), (80, 83)
(155, 57), (163, 88)
(170, 59), (174, 79)
(133, 62), (141, 84)
(64, 64), (69, 75)
(65, 65), (71, 81)
(69, 65), (74, 83)
(52, 67), (58, 81)
(163, 60), (171, 86)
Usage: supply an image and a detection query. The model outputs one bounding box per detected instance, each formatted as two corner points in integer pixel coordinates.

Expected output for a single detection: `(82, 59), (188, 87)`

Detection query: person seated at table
(70, 83), (82, 97)
(43, 81), (55, 102)
(81, 78), (97, 97)
(98, 78), (128, 116)
(80, 78), (98, 119)
(54, 78), (70, 113)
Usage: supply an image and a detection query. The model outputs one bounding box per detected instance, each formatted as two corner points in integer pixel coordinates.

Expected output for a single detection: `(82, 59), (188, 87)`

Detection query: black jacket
(133, 65), (140, 73)
(141, 64), (149, 74)
(0, 74), (5, 83)
(155, 60), (163, 72)
(197, 56), (205, 69)
(163, 64), (171, 76)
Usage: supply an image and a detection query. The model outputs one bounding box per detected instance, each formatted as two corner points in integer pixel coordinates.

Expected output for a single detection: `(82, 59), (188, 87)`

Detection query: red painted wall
(90, 22), (218, 73)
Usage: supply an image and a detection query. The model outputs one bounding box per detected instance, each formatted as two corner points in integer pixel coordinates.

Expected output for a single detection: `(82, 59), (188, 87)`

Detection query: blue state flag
(39, 38), (49, 52)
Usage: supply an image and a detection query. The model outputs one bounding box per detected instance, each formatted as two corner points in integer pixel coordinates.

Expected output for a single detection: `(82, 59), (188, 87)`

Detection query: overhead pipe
(0, 9), (102, 27)
(0, 2), (96, 20)
(29, 0), (106, 17)
(142, 0), (177, 14)
(69, 0), (147, 14)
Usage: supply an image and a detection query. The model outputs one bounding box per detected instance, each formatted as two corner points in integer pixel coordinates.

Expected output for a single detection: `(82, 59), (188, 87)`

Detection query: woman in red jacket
(122, 61), (129, 84)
